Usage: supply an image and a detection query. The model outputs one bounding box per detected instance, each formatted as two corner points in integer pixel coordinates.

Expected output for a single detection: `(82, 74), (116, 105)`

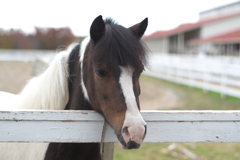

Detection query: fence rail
(145, 54), (240, 98)
(0, 49), (56, 62)
(1, 110), (240, 160)
(1, 110), (240, 143)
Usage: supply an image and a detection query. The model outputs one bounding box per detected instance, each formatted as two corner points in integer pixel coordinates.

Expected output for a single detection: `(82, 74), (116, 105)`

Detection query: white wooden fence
(145, 54), (240, 98)
(0, 49), (56, 62)
(1, 110), (240, 159)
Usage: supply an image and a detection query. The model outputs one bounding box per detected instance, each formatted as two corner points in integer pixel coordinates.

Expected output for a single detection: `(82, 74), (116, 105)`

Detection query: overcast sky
(1, 0), (239, 36)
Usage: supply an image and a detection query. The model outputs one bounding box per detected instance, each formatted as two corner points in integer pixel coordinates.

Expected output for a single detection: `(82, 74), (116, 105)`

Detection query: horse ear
(90, 15), (105, 43)
(129, 18), (148, 39)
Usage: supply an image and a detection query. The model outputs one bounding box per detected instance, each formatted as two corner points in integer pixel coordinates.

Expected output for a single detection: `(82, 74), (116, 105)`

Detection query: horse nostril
(122, 126), (131, 144)
(123, 127), (130, 136)
(142, 125), (147, 140)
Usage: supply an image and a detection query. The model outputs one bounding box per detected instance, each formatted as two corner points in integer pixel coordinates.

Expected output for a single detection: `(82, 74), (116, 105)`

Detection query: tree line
(0, 27), (84, 50)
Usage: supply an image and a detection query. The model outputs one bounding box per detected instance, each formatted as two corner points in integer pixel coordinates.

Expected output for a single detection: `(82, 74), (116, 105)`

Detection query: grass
(114, 143), (240, 160)
(141, 75), (240, 110)
(114, 75), (240, 160)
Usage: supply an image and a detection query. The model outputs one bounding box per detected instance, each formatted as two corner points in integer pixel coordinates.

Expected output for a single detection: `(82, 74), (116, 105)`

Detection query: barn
(143, 1), (240, 56)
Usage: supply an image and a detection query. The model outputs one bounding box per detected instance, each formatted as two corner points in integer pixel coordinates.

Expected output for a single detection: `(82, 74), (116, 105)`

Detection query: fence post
(221, 63), (227, 98)
(102, 143), (114, 160)
(188, 59), (195, 89)
(175, 58), (180, 83)
(101, 120), (114, 160)
(203, 61), (209, 93)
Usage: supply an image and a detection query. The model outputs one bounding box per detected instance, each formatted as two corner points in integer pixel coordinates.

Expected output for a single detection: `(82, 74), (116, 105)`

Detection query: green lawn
(141, 75), (240, 110)
(114, 75), (240, 160)
(114, 143), (240, 160)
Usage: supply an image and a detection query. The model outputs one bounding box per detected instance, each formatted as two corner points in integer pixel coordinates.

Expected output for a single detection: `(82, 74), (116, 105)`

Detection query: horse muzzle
(119, 124), (147, 149)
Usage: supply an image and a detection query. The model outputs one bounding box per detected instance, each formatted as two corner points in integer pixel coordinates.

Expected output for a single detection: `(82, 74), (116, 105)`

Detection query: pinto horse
(0, 15), (148, 160)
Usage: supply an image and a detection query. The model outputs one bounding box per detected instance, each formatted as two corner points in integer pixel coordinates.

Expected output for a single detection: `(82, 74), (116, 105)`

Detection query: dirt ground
(139, 77), (184, 110)
(0, 61), (33, 94)
(0, 60), (48, 94)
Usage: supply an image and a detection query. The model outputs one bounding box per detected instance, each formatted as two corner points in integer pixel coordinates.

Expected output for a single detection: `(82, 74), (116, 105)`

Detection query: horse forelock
(87, 22), (148, 73)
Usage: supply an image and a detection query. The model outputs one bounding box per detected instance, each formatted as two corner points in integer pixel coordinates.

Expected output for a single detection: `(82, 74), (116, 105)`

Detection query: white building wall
(144, 37), (168, 53)
(201, 15), (240, 38)
(200, 2), (240, 20)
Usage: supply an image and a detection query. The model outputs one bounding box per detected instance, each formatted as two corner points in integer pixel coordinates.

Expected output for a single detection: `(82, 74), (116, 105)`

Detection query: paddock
(1, 110), (240, 160)
(146, 54), (240, 98)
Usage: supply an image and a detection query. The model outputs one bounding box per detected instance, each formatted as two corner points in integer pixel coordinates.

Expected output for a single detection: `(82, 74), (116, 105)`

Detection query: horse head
(81, 15), (148, 149)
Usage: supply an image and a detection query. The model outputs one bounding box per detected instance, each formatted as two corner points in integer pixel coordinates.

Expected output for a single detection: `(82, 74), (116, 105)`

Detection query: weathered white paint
(1, 110), (240, 143)
(79, 36), (90, 101)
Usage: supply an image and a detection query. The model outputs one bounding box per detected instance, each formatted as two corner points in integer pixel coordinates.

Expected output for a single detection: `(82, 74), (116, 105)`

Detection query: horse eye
(95, 69), (107, 77)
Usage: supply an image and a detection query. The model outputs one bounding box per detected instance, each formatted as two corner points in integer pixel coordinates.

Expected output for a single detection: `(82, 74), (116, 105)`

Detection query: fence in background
(1, 110), (240, 160)
(0, 49), (56, 62)
(145, 54), (240, 98)
(2, 50), (240, 97)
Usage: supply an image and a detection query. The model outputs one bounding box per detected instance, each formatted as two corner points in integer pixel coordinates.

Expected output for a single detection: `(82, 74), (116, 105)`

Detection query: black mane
(88, 21), (148, 71)
(104, 17), (117, 24)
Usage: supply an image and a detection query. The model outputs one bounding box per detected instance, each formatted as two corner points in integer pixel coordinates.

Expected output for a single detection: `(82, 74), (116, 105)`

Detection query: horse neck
(17, 50), (70, 110)
(64, 73), (92, 111)
(45, 44), (100, 160)
(64, 43), (92, 110)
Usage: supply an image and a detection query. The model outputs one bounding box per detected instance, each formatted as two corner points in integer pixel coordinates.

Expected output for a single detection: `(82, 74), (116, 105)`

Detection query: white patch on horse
(16, 44), (74, 110)
(119, 67), (146, 143)
(79, 37), (90, 101)
(0, 143), (49, 160)
(0, 43), (77, 160)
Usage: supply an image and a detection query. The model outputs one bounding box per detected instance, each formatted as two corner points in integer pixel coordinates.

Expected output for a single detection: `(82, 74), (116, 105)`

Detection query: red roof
(143, 11), (240, 40)
(189, 28), (240, 44)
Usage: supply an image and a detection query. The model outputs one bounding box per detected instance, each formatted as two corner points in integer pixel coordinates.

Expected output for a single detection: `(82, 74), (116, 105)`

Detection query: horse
(0, 15), (148, 160)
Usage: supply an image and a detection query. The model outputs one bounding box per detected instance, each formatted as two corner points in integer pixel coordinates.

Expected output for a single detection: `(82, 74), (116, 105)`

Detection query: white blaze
(119, 66), (146, 143)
